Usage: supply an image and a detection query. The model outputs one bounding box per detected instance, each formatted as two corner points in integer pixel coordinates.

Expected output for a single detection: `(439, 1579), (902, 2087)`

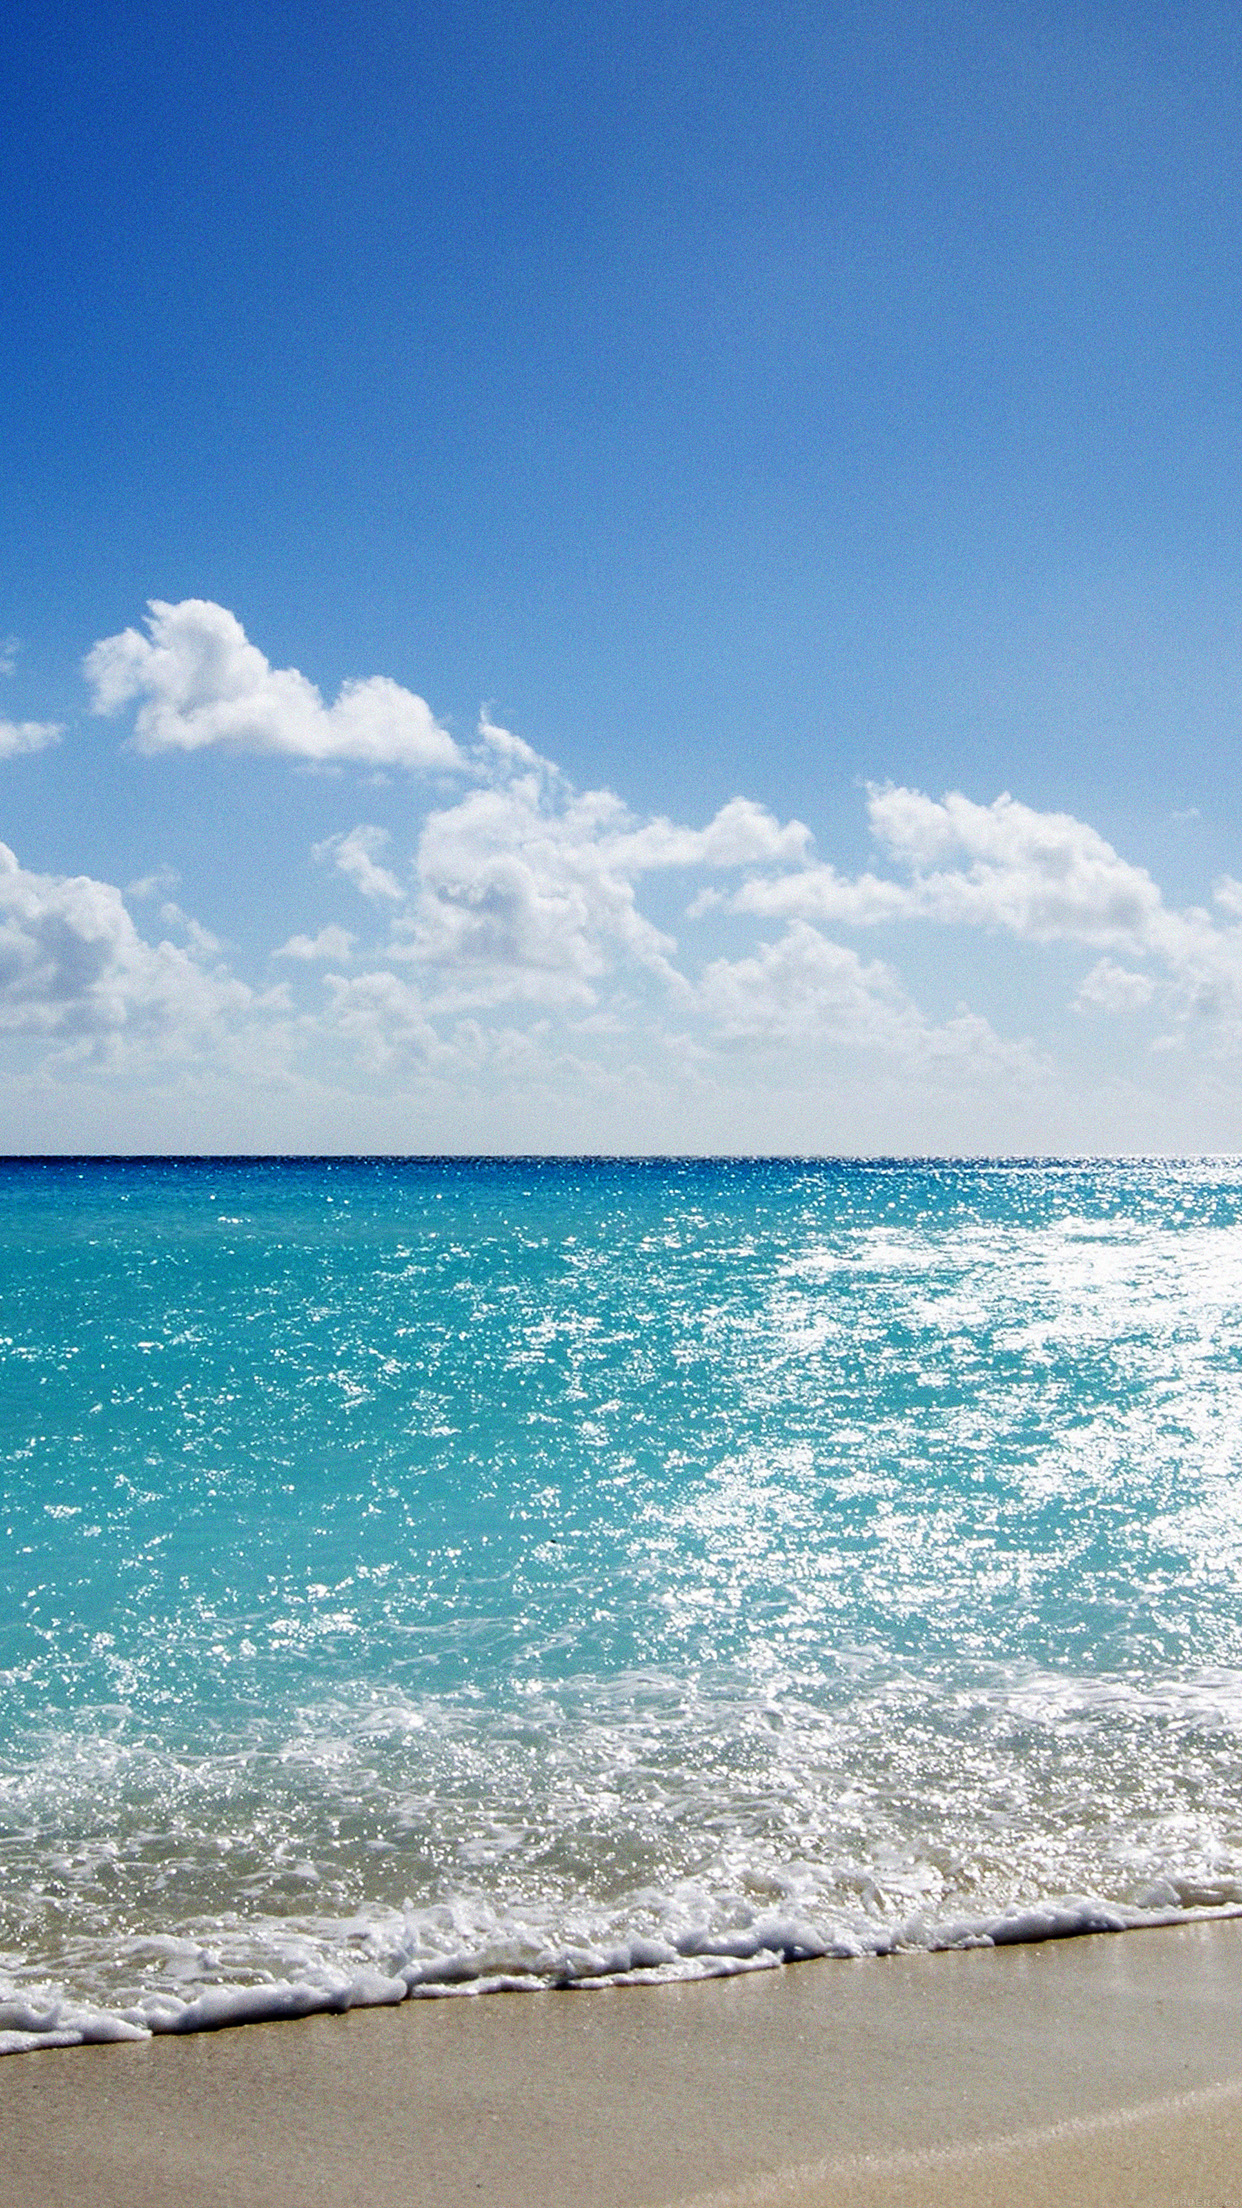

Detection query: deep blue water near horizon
(5, 1153), (1242, 2052)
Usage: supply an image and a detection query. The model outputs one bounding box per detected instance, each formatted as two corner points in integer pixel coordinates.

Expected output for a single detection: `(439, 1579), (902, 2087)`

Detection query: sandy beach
(3, 1919), (1241, 2205)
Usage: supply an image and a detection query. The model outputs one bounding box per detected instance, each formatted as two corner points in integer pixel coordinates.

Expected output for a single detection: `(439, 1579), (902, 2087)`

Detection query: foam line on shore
(6, 1920), (1242, 2208)
(5, 1892), (1242, 2057)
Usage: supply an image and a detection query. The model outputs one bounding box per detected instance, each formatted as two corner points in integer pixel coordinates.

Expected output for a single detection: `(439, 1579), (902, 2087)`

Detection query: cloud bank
(726, 784), (1242, 1020)
(5, 598), (1241, 1148)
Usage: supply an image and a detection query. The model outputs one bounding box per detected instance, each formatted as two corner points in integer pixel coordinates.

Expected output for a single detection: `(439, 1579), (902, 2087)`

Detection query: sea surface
(4, 1155), (1242, 2054)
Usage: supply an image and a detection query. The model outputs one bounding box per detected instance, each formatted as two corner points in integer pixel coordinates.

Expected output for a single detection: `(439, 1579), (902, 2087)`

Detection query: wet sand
(3, 1920), (1242, 2206)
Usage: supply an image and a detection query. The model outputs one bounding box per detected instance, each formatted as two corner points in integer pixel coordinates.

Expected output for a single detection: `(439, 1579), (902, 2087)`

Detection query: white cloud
(865, 786), (1169, 947)
(697, 919), (1039, 1083)
(721, 783), (1242, 1028)
(322, 969), (439, 1070)
(127, 865), (180, 900)
(732, 787), (1171, 950)
(381, 723), (808, 1011)
(0, 843), (250, 1046)
(698, 921), (911, 1047)
(394, 776), (677, 1006)
(728, 859), (911, 930)
(477, 711), (544, 772)
(606, 795), (812, 873)
(23, 607), (1242, 1144)
(0, 638), (19, 677)
(314, 825), (405, 902)
(85, 600), (465, 772)
(1076, 959), (1156, 1014)
(60, 604), (1242, 1083)
(279, 755), (1242, 1088)
(0, 718), (62, 758)
(158, 902), (224, 957)
(275, 924), (356, 962)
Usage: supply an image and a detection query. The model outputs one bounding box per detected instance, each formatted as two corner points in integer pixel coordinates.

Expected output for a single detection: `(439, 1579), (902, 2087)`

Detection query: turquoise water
(5, 1156), (1242, 2051)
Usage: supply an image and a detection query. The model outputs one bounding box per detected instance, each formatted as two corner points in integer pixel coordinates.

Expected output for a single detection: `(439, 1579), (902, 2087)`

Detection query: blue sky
(3, 0), (1242, 1150)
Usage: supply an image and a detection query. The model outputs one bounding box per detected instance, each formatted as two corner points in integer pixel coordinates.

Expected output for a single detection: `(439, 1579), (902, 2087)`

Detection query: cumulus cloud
(314, 826), (404, 902)
(606, 795), (812, 873)
(0, 718), (62, 758)
(316, 756), (1242, 1078)
(292, 743), (1051, 1088)
(32, 598), (1242, 1132)
(696, 918), (1039, 1083)
(127, 865), (180, 900)
(322, 969), (439, 1069)
(157, 901), (223, 957)
(1076, 959), (1156, 1014)
(731, 787), (1171, 949)
(288, 741), (1242, 1078)
(865, 787), (1169, 946)
(395, 778), (679, 1006)
(68, 603), (1242, 1063)
(85, 600), (465, 772)
(718, 782), (1242, 1026)
(274, 924), (356, 962)
(0, 843), (250, 1046)
(373, 725), (809, 1011)
(698, 921), (910, 1048)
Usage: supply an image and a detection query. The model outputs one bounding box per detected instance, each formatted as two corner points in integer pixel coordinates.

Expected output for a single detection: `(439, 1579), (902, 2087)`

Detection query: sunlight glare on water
(3, 1155), (1242, 2050)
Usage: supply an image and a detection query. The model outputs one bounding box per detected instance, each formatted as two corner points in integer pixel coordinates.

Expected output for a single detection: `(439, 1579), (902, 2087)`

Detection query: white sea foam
(5, 1888), (1241, 2056)
(9, 1159), (1242, 2057)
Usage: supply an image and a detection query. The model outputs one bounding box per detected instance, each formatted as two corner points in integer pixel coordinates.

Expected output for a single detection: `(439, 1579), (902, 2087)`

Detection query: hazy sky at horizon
(4, 0), (1242, 1151)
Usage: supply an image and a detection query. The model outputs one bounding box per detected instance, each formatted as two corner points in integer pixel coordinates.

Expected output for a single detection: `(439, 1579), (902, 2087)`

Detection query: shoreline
(10, 1897), (1242, 2056)
(4, 1918), (1242, 2205)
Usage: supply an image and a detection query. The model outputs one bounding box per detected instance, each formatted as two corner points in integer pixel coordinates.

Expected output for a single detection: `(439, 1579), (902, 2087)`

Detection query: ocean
(4, 1154), (1242, 2054)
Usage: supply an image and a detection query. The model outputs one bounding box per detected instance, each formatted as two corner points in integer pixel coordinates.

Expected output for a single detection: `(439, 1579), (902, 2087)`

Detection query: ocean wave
(5, 1886), (1241, 2057)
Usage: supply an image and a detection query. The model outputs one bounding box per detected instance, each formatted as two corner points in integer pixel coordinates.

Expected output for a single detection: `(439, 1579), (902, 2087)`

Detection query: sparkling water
(4, 1155), (1242, 2052)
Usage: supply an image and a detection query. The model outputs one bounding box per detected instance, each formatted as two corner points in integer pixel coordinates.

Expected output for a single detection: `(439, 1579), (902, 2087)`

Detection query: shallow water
(4, 1156), (1242, 2051)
